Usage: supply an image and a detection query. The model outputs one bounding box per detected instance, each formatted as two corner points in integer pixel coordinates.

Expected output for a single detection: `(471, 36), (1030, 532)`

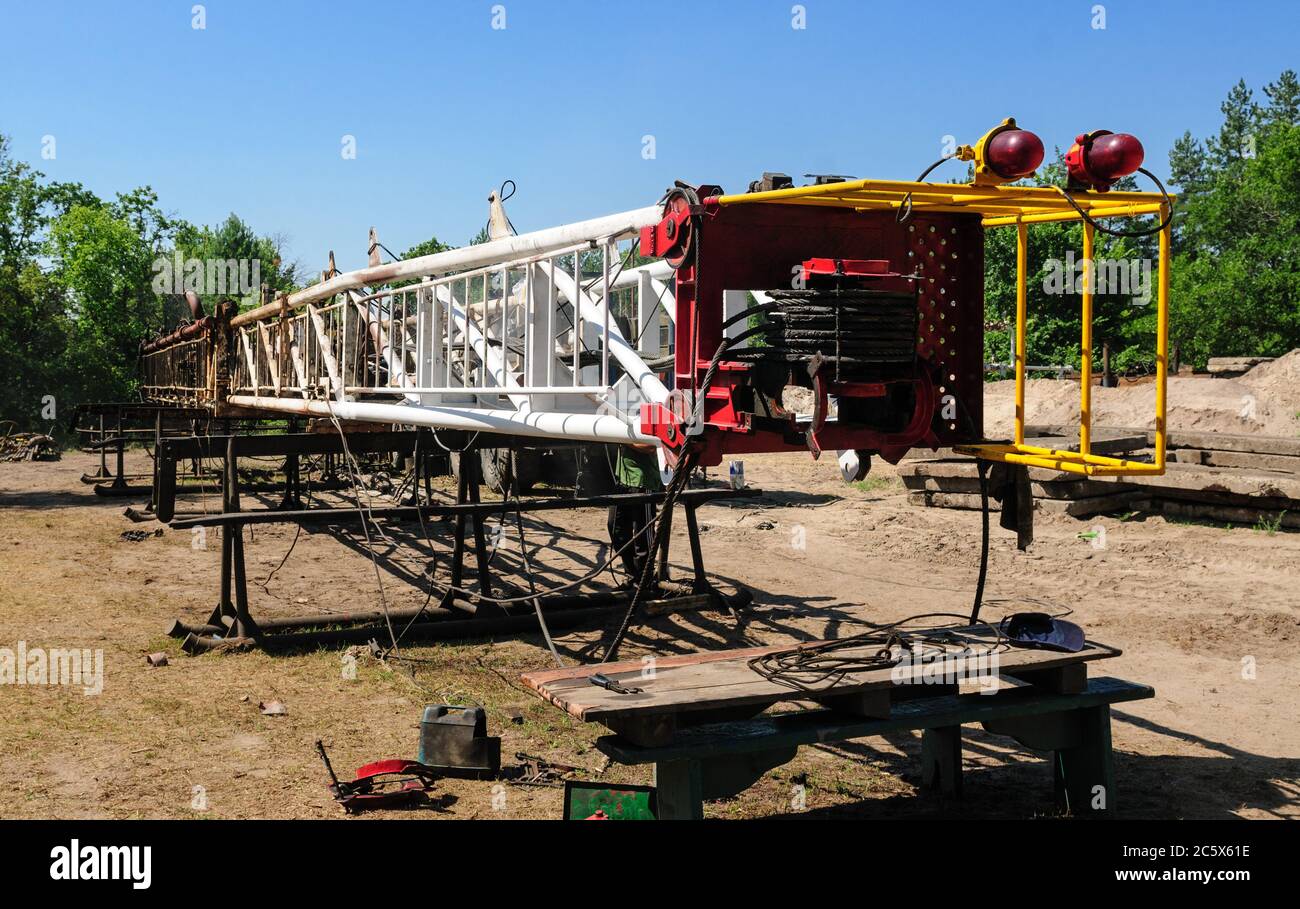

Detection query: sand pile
(983, 349), (1300, 438)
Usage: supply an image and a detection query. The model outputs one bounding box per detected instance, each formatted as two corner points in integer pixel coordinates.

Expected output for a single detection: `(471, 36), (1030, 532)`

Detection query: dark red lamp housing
(985, 128), (1045, 181)
(1065, 130), (1145, 192)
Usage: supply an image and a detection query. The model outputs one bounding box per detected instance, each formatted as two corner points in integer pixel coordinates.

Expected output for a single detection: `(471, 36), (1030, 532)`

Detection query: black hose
(1054, 167), (1174, 238)
(970, 461), (991, 625)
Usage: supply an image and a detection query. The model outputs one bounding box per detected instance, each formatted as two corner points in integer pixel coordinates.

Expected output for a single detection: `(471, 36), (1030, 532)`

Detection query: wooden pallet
(522, 628), (1121, 746)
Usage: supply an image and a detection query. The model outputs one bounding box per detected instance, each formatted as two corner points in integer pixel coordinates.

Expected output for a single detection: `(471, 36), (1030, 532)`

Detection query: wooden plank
(596, 676), (1153, 764)
(1006, 662), (1088, 694)
(902, 474), (1136, 499)
(1018, 428), (1149, 454)
(814, 688), (892, 718)
(899, 429), (1144, 462)
(1170, 448), (1300, 473)
(909, 489), (1148, 517)
(900, 459), (1084, 485)
(904, 456), (1300, 501)
(522, 640), (794, 688)
(1207, 356), (1272, 375)
(1054, 705), (1115, 815)
(1152, 484), (1299, 512)
(522, 629), (1121, 724)
(1158, 499), (1300, 529)
(644, 593), (715, 617)
(239, 331), (259, 394)
(1163, 430), (1300, 458)
(921, 726), (962, 796)
(1139, 462), (1300, 499)
(257, 322), (281, 395)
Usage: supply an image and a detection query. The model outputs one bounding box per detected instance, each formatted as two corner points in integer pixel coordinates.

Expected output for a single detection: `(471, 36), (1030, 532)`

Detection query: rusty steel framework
(142, 206), (679, 449)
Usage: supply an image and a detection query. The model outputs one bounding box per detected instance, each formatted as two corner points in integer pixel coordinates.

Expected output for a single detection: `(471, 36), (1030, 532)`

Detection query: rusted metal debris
(505, 752), (593, 788)
(0, 424), (59, 462)
(119, 529), (164, 542)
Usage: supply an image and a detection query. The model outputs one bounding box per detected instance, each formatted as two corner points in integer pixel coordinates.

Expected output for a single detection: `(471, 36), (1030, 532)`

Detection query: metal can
(728, 459), (745, 490)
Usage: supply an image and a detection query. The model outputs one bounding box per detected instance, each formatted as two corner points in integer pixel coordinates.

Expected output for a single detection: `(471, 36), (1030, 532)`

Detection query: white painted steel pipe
(227, 395), (655, 443)
(606, 258), (673, 290)
(541, 261), (670, 405)
(232, 205), (662, 327)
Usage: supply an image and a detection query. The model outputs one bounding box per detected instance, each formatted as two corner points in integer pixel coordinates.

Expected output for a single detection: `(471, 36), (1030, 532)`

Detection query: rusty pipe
(141, 317), (214, 354)
(179, 602), (627, 653)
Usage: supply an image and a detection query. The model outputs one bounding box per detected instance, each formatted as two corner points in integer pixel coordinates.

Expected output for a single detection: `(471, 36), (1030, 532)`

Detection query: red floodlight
(1065, 130), (1145, 192)
(958, 118), (1045, 186)
(985, 128), (1045, 181)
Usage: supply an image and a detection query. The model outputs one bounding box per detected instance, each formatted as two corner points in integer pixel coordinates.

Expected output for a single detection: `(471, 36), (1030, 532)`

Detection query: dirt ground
(984, 349), (1300, 438)
(1, 446), (1297, 820)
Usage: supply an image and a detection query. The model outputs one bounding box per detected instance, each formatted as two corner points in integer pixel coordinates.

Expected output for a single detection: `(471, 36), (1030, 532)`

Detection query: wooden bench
(523, 627), (1122, 748)
(590, 676), (1152, 818)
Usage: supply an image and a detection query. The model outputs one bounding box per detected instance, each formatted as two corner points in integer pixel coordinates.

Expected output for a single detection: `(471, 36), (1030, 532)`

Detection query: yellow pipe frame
(718, 176), (1174, 477)
(1014, 223), (1027, 447)
(1080, 222), (1095, 457)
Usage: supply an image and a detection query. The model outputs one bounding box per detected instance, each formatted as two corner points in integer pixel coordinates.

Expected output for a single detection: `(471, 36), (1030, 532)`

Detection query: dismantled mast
(140, 119), (1173, 479)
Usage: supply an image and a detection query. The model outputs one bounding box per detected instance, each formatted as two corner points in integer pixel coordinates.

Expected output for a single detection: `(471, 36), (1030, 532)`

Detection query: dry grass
(1, 450), (1297, 819)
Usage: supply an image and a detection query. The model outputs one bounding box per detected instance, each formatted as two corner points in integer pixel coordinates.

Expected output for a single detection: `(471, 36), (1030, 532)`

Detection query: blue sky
(1, 0), (1296, 272)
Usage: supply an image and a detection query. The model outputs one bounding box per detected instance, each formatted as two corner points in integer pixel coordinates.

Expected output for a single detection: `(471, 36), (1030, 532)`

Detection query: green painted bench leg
(654, 760), (704, 820)
(1054, 705), (1115, 816)
(921, 725), (963, 797)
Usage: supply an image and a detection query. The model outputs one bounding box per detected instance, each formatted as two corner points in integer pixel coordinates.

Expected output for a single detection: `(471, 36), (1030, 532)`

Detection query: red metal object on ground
(316, 741), (439, 814)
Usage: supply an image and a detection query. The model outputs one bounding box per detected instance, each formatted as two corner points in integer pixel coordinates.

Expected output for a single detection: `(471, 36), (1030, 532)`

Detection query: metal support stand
(278, 418), (304, 511)
(442, 449), (494, 609)
(83, 413), (111, 481)
(159, 430), (758, 653)
(91, 411), (133, 497)
(204, 437), (258, 639)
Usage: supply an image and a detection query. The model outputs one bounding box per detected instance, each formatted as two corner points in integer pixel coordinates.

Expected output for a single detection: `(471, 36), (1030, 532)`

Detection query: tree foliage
(981, 157), (1152, 374)
(983, 70), (1300, 374)
(0, 134), (298, 432)
(1165, 71), (1300, 365)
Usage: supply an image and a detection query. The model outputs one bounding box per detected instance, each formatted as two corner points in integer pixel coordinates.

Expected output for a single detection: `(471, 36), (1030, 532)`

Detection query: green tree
(982, 154), (1154, 375)
(0, 135), (111, 427)
(1261, 69), (1300, 127)
(167, 213), (299, 318)
(1207, 79), (1259, 169)
(0, 262), (69, 428)
(0, 135), (53, 269)
(1163, 72), (1300, 365)
(1169, 118), (1300, 363)
(47, 205), (163, 404)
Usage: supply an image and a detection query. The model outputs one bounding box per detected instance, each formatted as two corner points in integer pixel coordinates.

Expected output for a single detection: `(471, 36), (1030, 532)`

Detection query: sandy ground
(1, 447), (1297, 820)
(984, 349), (1300, 438)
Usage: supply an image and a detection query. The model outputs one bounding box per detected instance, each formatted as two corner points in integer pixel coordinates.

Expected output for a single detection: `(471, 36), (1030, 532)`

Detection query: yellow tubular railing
(1080, 222), (1095, 457)
(954, 208), (1170, 477)
(1014, 222), (1027, 447)
(715, 177), (1173, 477)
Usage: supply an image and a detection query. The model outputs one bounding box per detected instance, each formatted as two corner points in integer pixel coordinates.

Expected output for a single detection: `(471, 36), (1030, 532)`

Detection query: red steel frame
(640, 193), (986, 467)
